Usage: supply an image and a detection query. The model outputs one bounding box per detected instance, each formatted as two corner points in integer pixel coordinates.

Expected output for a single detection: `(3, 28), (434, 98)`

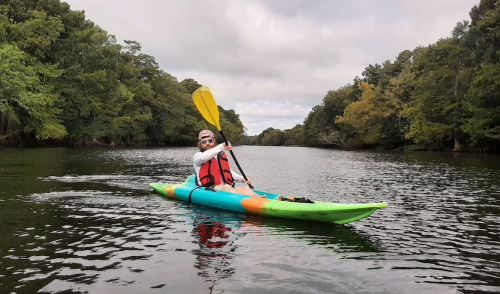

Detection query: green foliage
(362, 63), (383, 86)
(0, 0), (245, 146)
(302, 85), (357, 146)
(261, 129), (284, 146)
(219, 106), (244, 143)
(335, 82), (398, 147)
(469, 0), (500, 64)
(284, 124), (305, 146)
(0, 44), (66, 141)
(11, 10), (64, 59)
(404, 35), (473, 151)
(180, 78), (202, 94)
(404, 115), (454, 150)
(462, 63), (500, 150)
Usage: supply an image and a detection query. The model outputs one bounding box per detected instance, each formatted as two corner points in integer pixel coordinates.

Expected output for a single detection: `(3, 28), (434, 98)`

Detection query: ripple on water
(1, 190), (202, 293)
(2, 147), (500, 293)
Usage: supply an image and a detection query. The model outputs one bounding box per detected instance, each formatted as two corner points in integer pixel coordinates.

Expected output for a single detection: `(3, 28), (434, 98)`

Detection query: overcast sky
(63, 0), (479, 135)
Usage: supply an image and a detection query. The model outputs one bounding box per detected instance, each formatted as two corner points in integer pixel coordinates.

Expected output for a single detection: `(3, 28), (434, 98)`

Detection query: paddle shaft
(219, 130), (254, 189)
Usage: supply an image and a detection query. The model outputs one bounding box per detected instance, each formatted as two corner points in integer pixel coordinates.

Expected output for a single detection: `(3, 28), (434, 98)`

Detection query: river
(0, 146), (499, 294)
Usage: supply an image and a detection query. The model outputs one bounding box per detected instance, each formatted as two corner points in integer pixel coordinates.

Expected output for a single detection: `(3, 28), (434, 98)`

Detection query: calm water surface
(0, 146), (499, 294)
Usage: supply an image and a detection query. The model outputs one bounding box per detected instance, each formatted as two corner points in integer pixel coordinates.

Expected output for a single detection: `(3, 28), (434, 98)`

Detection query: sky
(63, 0), (479, 135)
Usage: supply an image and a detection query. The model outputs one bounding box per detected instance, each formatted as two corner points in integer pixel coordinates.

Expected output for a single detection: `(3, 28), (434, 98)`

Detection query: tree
(261, 129), (284, 146)
(380, 50), (413, 87)
(469, 0), (500, 64)
(284, 124), (305, 146)
(180, 78), (202, 94)
(362, 63), (383, 86)
(0, 44), (66, 143)
(335, 82), (397, 146)
(404, 35), (473, 151)
(460, 0), (500, 152)
(10, 10), (64, 59)
(219, 106), (244, 143)
(302, 85), (358, 147)
(462, 63), (500, 151)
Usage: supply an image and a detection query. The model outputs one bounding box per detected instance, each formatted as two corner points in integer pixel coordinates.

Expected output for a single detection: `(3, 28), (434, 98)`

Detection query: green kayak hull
(150, 175), (387, 224)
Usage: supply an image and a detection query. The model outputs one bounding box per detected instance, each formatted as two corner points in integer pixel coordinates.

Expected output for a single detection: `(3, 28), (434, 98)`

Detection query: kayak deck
(150, 175), (387, 224)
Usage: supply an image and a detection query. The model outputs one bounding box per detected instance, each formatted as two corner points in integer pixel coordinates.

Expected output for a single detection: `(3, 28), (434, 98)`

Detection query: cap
(198, 130), (215, 141)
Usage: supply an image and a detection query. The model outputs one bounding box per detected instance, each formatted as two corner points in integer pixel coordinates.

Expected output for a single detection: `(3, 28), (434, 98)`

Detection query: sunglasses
(200, 138), (214, 145)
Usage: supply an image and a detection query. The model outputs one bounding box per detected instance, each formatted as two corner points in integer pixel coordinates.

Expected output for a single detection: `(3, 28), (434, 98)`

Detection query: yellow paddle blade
(192, 86), (221, 131)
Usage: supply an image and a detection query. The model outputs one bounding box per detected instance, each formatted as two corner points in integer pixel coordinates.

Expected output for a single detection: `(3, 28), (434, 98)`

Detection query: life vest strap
(217, 152), (234, 187)
(188, 186), (204, 205)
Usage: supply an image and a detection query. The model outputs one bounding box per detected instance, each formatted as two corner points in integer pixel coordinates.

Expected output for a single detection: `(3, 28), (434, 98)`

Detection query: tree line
(249, 0), (500, 153)
(2, 0), (498, 152)
(0, 0), (244, 146)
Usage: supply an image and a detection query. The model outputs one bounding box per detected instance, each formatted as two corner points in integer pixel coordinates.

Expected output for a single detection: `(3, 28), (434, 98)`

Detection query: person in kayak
(193, 130), (264, 198)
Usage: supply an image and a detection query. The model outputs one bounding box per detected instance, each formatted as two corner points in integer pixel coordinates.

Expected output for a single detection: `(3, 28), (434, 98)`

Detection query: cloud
(234, 100), (311, 135)
(64, 0), (479, 135)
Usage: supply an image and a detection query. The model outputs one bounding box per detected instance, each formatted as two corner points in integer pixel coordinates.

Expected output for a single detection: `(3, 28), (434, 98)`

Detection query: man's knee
(221, 184), (235, 192)
(240, 187), (252, 193)
(234, 186), (252, 195)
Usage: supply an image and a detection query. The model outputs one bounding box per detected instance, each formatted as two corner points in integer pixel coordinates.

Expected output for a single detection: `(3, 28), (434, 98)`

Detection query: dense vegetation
(2, 0), (498, 152)
(0, 0), (244, 146)
(250, 0), (500, 153)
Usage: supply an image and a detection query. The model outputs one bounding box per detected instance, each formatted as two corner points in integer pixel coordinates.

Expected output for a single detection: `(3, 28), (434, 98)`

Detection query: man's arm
(231, 170), (244, 182)
(193, 143), (225, 166)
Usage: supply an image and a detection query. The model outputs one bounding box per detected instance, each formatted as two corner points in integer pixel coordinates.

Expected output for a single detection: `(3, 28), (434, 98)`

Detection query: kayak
(150, 175), (387, 224)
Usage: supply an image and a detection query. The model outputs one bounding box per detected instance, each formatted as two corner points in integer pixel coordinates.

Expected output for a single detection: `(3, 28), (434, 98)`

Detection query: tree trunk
(453, 137), (464, 152)
(0, 116), (5, 137)
(452, 64), (463, 152)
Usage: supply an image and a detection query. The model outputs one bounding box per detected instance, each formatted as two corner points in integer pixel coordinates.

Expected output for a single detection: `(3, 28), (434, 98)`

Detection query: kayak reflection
(178, 201), (381, 254)
(188, 208), (244, 293)
(241, 215), (381, 254)
(174, 201), (381, 292)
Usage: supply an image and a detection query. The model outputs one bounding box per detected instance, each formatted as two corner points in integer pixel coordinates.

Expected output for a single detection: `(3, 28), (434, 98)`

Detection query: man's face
(199, 136), (217, 151)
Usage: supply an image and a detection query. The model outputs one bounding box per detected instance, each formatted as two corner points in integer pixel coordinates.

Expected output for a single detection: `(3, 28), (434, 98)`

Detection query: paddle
(192, 86), (254, 189)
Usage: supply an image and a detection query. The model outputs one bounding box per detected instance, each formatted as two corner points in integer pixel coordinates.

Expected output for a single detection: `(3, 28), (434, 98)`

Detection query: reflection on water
(191, 217), (238, 292)
(0, 147), (499, 293)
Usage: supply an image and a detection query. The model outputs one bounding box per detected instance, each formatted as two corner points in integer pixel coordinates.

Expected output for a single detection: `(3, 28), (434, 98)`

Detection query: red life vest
(198, 152), (234, 187)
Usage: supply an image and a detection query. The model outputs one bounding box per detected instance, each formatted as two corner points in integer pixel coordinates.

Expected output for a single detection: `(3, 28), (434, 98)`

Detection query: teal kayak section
(150, 175), (387, 224)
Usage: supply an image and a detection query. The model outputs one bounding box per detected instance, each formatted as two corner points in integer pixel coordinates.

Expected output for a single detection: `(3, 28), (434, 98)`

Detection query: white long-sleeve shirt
(193, 143), (244, 186)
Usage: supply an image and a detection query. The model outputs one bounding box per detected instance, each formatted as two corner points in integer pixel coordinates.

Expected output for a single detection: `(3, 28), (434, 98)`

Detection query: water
(0, 146), (499, 294)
